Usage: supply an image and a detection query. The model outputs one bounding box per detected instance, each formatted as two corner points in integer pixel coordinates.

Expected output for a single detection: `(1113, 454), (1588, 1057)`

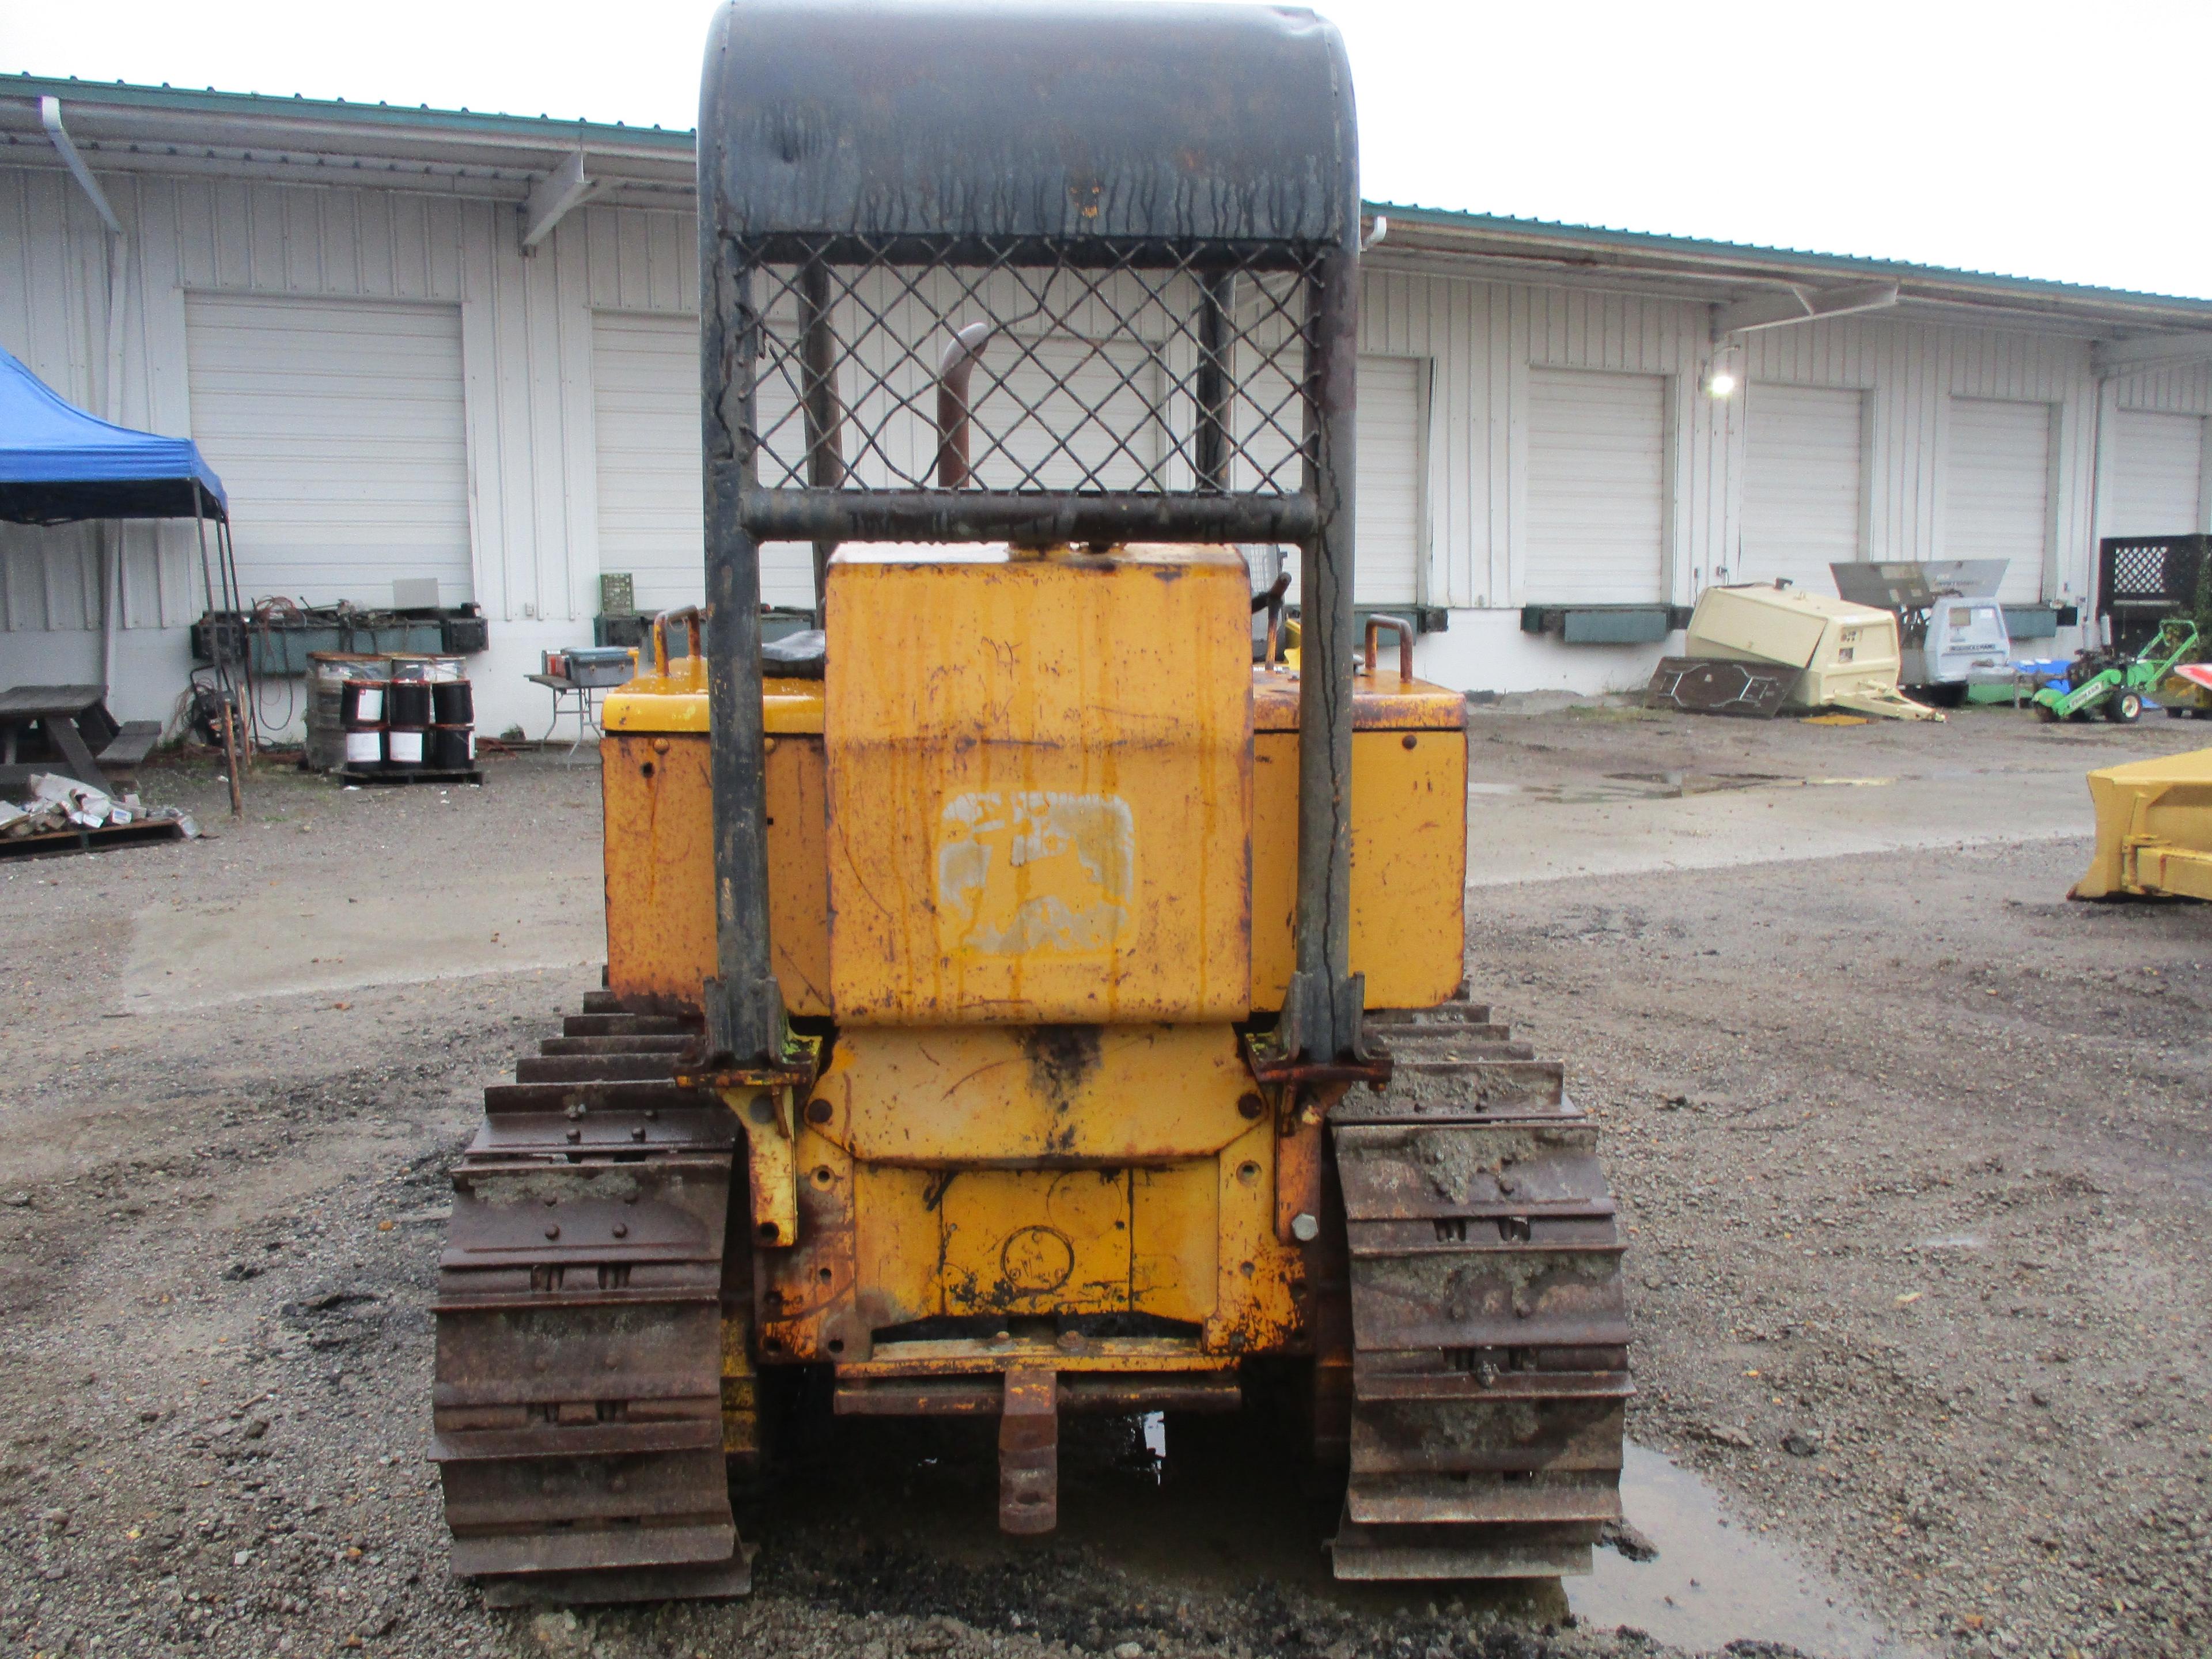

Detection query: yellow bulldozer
(431, 0), (1627, 1604)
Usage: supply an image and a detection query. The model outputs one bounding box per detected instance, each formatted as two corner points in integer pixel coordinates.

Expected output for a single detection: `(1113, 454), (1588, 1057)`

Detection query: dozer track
(432, 993), (755, 1606)
(1328, 993), (1630, 1580)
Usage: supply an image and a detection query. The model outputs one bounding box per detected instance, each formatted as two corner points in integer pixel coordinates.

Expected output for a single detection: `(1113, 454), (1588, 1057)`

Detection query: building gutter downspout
(42, 97), (131, 698)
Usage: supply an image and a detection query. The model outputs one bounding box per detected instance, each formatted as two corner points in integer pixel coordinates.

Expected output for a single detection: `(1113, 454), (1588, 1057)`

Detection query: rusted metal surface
(833, 1372), (1239, 1417)
(940, 1168), (1134, 1317)
(649, 608), (704, 677)
(703, 1), (1352, 247)
(753, 1061), (1304, 1368)
(601, 729), (831, 1019)
(480, 1554), (753, 1609)
(835, 1335), (1223, 1377)
(824, 546), (1252, 1025)
(1361, 616), (1415, 683)
(755, 1119), (862, 1363)
(1242, 1028), (1391, 1090)
(1337, 997), (1563, 1119)
(1274, 1103), (1327, 1247)
(1346, 1399), (1626, 1477)
(1347, 1474), (1622, 1527)
(434, 1007), (754, 1604)
(805, 1024), (1256, 1166)
(999, 1369), (1059, 1535)
(1253, 671), (1468, 733)
(1325, 990), (1629, 1581)
(747, 1106), (1312, 1360)
(720, 1230), (762, 1468)
(674, 1046), (821, 1093)
(934, 322), (994, 490)
(1249, 724), (1469, 1012)
(1643, 656), (1796, 718)
(1328, 1512), (1607, 1581)
(721, 1086), (800, 1251)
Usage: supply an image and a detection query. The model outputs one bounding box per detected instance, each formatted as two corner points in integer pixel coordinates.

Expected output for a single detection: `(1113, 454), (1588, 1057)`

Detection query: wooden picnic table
(0, 684), (161, 794)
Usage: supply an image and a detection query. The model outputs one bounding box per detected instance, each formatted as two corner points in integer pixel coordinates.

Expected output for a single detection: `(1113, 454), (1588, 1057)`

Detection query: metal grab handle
(1363, 614), (1415, 681)
(652, 605), (704, 678)
(1252, 571), (1291, 666)
(934, 321), (994, 489)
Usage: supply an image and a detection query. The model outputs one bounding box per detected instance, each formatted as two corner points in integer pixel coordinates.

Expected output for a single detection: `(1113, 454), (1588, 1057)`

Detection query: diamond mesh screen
(730, 237), (1323, 499)
(2107, 542), (2177, 600)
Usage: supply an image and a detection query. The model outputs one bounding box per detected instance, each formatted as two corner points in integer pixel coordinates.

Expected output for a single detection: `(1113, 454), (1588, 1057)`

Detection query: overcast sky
(9, 0), (2208, 301)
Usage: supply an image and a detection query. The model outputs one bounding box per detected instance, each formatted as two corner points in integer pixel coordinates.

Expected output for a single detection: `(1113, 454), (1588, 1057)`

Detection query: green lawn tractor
(2033, 618), (2201, 724)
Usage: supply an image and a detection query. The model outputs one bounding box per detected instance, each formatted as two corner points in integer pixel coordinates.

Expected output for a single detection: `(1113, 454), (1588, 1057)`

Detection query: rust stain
(1020, 1025), (1102, 1110)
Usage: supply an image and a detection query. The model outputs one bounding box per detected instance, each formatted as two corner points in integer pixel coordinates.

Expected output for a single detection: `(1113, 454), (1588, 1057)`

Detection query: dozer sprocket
(432, 991), (755, 1606)
(1327, 993), (1630, 1580)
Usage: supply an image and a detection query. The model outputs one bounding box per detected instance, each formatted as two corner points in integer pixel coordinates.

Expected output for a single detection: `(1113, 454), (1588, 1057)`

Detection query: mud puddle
(751, 1397), (1918, 1655)
(1574, 1443), (1929, 1658)
(1469, 772), (1896, 805)
(755, 1398), (1564, 1626)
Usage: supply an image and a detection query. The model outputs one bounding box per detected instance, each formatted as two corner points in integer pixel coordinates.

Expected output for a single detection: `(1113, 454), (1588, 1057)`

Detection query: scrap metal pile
(0, 771), (198, 854)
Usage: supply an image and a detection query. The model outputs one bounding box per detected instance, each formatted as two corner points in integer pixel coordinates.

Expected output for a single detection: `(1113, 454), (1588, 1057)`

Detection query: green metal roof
(9, 74), (2210, 318)
(1368, 201), (2212, 319)
(4, 71), (695, 151)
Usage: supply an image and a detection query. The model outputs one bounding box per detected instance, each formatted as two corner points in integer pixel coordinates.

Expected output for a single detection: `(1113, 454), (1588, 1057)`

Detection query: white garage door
(185, 294), (471, 605)
(1741, 384), (1863, 593)
(1525, 369), (1666, 604)
(1946, 399), (2051, 603)
(2111, 410), (2207, 537)
(982, 336), (1165, 493)
(1356, 355), (1425, 605)
(591, 312), (813, 612)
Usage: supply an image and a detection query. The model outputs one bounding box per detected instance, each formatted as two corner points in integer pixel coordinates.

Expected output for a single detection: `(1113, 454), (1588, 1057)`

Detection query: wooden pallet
(0, 817), (191, 860)
(337, 767), (485, 787)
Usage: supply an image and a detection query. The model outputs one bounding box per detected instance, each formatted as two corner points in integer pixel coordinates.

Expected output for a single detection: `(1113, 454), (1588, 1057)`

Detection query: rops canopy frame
(695, 0), (1369, 1069)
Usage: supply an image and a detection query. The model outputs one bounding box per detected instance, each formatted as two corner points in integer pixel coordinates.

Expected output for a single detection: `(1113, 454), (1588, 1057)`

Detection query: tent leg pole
(218, 518), (255, 756)
(194, 512), (212, 600)
(100, 522), (119, 702)
(194, 509), (225, 740)
(219, 703), (244, 820)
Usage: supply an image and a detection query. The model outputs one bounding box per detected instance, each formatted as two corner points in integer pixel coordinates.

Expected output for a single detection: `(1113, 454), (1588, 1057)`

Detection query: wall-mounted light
(1703, 340), (1744, 399)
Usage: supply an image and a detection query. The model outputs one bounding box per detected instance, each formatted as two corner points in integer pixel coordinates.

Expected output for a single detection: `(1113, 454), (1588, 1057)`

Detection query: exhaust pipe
(934, 321), (994, 488)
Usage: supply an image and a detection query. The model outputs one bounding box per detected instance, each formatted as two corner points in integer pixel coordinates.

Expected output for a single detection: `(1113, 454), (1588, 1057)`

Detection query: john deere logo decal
(936, 790), (1134, 957)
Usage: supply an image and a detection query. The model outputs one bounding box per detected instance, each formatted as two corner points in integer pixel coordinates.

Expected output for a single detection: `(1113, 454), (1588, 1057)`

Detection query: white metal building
(5, 77), (2212, 737)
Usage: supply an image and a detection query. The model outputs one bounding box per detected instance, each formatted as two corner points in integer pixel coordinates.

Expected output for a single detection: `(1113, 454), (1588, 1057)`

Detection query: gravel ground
(1465, 703), (2211, 1659)
(1, 707), (2205, 1659)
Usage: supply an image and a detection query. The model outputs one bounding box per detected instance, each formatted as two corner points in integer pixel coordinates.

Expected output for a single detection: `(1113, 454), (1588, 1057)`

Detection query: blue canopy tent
(0, 346), (248, 767)
(0, 346), (228, 526)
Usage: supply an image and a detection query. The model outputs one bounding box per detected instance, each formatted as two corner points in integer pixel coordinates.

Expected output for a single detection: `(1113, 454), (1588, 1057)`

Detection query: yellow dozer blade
(2071, 747), (2212, 901)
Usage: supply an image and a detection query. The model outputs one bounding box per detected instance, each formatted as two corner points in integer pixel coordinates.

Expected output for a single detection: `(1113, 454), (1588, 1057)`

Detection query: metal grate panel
(731, 237), (1322, 500)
